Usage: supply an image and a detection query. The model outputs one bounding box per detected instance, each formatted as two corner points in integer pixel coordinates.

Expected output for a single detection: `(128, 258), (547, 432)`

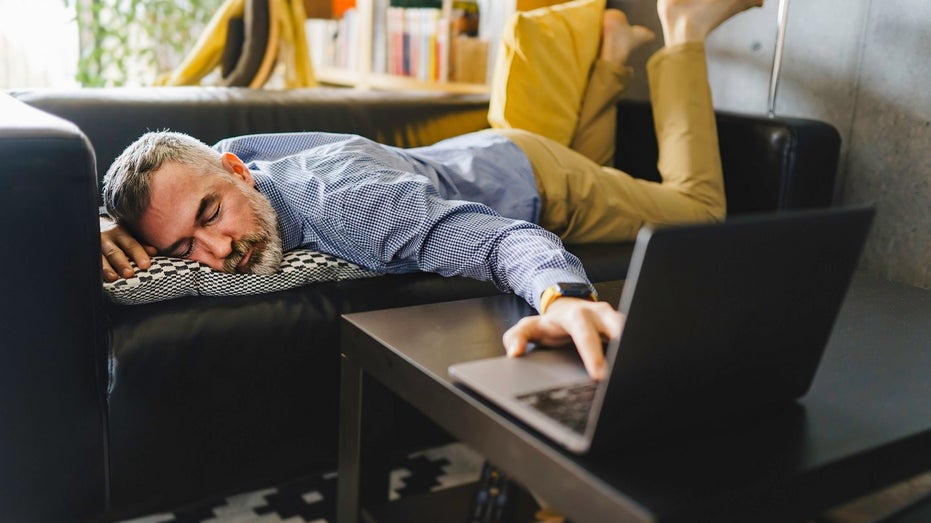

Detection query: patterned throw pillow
(103, 249), (379, 305)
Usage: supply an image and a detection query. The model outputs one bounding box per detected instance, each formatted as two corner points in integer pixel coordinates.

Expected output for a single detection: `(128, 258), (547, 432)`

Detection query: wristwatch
(539, 282), (596, 314)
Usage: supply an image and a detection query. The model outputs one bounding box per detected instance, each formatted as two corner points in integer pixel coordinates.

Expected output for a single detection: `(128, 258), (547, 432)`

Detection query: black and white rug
(117, 443), (486, 523)
(116, 439), (931, 523)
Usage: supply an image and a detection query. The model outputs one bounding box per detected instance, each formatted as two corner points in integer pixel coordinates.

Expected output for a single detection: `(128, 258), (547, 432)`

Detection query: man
(100, 0), (763, 380)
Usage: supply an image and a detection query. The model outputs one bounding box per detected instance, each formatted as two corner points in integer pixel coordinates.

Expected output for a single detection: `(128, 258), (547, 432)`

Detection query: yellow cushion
(487, 0), (606, 146)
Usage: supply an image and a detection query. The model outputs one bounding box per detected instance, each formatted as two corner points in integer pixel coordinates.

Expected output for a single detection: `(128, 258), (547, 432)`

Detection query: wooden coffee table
(338, 274), (931, 523)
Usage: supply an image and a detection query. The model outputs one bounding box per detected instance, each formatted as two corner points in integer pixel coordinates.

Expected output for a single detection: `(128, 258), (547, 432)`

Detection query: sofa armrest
(614, 99), (840, 214)
(0, 93), (107, 521)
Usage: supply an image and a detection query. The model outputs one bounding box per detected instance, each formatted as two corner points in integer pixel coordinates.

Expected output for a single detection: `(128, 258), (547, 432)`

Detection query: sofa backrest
(11, 87), (491, 194)
(12, 88), (841, 215)
(0, 93), (108, 522)
(614, 100), (841, 213)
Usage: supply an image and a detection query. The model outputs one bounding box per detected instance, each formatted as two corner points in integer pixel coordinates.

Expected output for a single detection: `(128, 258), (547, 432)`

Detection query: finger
(553, 302), (621, 380)
(101, 241), (136, 279)
(579, 306), (624, 381)
(588, 301), (624, 341)
(502, 317), (537, 357)
(562, 313), (609, 381)
(118, 237), (153, 270)
(101, 255), (120, 283)
(504, 313), (577, 355)
(578, 303), (625, 380)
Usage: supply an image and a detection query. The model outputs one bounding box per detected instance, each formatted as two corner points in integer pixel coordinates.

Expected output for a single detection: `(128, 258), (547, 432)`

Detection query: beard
(222, 184), (283, 275)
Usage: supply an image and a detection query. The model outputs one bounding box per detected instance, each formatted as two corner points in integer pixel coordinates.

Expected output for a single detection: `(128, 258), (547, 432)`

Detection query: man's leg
(569, 10), (654, 166)
(644, 0), (768, 218)
(500, 0), (762, 244)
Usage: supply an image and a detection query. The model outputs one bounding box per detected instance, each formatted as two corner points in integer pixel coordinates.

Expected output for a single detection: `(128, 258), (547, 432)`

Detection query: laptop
(449, 207), (875, 454)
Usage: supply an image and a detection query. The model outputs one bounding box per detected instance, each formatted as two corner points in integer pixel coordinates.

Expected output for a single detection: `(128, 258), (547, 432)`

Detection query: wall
(612, 0), (930, 290)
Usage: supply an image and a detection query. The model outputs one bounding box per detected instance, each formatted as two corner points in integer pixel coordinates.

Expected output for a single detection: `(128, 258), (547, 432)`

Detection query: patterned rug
(116, 439), (931, 523)
(118, 442), (486, 523)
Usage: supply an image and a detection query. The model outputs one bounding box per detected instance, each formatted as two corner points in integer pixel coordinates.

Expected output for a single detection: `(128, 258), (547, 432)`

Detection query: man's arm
(436, 218), (622, 381)
(330, 179), (622, 380)
(99, 217), (154, 282)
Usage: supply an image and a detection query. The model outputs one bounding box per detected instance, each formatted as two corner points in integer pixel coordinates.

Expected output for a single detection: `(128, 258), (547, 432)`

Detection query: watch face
(556, 282), (594, 296)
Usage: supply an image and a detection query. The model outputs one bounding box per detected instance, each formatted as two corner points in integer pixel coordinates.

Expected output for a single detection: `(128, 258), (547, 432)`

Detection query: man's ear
(220, 152), (256, 187)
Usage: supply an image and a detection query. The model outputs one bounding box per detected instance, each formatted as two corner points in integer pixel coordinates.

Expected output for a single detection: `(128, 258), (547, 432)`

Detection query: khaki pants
(491, 43), (726, 244)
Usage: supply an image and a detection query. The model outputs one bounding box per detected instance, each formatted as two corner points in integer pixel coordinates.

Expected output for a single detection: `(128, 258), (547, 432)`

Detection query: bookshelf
(306, 0), (570, 94)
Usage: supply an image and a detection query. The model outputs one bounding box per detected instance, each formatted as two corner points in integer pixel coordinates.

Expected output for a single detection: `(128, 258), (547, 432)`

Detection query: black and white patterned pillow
(103, 249), (379, 305)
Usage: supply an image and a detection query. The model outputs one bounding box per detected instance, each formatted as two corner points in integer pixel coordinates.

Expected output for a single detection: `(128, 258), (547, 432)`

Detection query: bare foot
(600, 9), (656, 66)
(658, 0), (764, 46)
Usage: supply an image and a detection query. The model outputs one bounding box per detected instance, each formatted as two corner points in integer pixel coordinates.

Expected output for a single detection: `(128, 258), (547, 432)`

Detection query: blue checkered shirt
(214, 131), (592, 311)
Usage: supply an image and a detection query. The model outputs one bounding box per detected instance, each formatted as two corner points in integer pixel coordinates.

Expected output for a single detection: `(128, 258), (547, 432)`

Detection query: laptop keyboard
(516, 381), (597, 435)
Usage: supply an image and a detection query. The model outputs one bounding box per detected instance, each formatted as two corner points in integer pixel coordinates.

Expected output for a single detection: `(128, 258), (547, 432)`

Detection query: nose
(195, 229), (234, 268)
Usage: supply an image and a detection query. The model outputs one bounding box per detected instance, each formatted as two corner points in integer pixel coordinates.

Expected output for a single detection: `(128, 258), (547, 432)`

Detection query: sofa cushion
(103, 248), (378, 305)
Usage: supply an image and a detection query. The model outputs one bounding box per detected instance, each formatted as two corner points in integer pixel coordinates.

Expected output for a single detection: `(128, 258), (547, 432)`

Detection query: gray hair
(102, 130), (222, 226)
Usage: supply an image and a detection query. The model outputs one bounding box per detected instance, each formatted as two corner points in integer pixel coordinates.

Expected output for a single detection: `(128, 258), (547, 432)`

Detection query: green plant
(67, 0), (224, 86)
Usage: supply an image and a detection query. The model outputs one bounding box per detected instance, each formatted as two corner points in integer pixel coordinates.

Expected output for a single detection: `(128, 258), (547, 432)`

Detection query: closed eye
(177, 203), (218, 258)
(206, 204), (220, 225)
(176, 240), (195, 259)
(163, 193), (219, 259)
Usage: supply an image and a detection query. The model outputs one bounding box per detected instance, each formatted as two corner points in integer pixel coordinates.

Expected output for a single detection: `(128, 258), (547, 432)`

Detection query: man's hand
(100, 217), (155, 282)
(502, 298), (623, 381)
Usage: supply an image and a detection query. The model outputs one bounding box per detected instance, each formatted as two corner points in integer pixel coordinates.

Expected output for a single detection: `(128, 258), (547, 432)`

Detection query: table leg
(338, 354), (362, 523)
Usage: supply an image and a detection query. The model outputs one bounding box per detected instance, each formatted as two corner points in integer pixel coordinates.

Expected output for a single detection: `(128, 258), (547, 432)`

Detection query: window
(0, 0), (223, 88)
(0, 0), (79, 88)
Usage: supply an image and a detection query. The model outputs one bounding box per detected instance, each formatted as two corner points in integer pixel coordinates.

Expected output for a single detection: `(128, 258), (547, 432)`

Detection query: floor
(115, 443), (931, 523)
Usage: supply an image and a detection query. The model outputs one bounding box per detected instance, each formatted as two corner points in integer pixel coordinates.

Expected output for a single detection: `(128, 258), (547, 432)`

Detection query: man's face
(135, 153), (283, 274)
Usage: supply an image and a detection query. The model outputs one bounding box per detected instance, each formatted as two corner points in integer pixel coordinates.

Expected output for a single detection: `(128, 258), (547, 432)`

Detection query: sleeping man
(99, 0), (764, 380)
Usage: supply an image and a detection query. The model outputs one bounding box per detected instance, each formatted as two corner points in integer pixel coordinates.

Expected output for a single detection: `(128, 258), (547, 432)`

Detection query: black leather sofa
(0, 86), (840, 522)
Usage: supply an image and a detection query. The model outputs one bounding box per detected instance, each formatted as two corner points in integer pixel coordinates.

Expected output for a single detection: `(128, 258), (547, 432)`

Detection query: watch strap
(539, 283), (596, 314)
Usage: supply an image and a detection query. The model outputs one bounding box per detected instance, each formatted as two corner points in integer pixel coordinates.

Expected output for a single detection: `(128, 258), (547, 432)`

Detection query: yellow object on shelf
(155, 0), (246, 86)
(156, 0), (317, 88)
